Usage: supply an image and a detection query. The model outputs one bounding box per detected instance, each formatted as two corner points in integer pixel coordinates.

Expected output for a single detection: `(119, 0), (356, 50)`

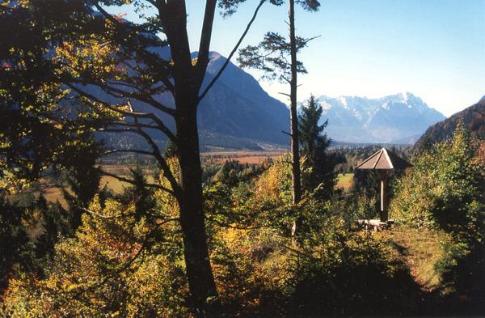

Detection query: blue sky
(109, 0), (485, 116)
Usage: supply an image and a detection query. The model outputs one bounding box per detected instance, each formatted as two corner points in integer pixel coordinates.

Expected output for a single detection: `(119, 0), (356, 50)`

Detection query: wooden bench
(356, 219), (394, 231)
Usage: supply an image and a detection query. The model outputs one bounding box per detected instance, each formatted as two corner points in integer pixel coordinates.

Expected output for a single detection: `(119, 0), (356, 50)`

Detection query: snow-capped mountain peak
(398, 91), (411, 103)
(314, 93), (446, 143)
(338, 96), (348, 108)
(321, 101), (333, 111)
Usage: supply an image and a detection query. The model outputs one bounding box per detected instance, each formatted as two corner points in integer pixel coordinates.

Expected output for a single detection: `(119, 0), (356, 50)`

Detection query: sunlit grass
(376, 225), (451, 291)
(336, 173), (354, 191)
(42, 165), (158, 206)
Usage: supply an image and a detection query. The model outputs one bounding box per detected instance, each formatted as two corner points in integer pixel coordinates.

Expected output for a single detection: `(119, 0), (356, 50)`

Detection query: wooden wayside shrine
(356, 148), (411, 224)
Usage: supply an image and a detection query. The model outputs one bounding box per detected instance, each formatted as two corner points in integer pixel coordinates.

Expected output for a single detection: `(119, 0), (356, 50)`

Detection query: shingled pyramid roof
(356, 148), (411, 170)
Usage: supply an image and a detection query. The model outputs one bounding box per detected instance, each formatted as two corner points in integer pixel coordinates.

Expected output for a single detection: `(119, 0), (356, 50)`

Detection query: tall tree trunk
(176, 89), (218, 315)
(289, 0), (301, 205)
(162, 1), (218, 315)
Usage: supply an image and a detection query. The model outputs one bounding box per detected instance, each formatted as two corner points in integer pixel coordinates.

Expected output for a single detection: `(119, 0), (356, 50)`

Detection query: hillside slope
(414, 97), (485, 151)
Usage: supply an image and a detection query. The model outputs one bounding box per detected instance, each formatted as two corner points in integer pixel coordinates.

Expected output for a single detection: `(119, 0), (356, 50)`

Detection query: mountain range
(96, 51), (447, 149)
(199, 54), (446, 146)
(317, 93), (445, 144)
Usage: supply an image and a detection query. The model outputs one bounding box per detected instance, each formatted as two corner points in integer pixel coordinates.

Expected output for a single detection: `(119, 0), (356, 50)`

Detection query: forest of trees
(1, 1), (484, 317)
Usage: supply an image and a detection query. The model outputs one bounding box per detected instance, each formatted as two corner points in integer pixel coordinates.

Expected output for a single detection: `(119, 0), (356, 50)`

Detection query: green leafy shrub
(391, 124), (483, 235)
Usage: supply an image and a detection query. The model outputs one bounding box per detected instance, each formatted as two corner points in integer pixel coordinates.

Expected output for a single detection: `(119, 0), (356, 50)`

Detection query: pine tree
(0, 195), (30, 294)
(299, 95), (325, 159)
(299, 95), (336, 199)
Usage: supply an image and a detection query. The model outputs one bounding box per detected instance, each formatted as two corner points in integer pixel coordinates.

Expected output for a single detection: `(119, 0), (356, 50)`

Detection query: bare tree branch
(102, 149), (154, 157)
(108, 122), (161, 130)
(194, 0), (217, 87)
(66, 83), (177, 142)
(197, 0), (266, 104)
(90, 2), (176, 96)
(93, 81), (176, 116)
(101, 126), (181, 199)
(99, 167), (175, 195)
(66, 83), (182, 199)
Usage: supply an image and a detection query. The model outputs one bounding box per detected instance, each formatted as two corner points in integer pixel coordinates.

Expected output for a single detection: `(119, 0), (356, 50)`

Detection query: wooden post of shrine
(379, 172), (389, 222)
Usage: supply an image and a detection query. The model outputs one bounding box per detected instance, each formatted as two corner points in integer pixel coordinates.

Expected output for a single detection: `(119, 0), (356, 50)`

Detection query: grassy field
(202, 150), (285, 164)
(100, 165), (157, 188)
(376, 226), (449, 291)
(40, 150), (285, 206)
(336, 173), (354, 191)
(43, 155), (351, 205)
(42, 176), (129, 208)
(42, 165), (157, 207)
